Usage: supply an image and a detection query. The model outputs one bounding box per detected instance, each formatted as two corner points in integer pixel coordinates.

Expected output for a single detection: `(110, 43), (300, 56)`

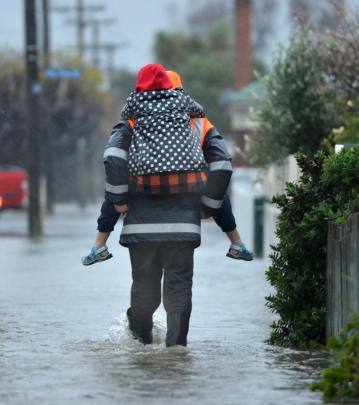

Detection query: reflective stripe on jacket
(191, 117), (233, 215)
(103, 122), (132, 205)
(120, 192), (201, 247)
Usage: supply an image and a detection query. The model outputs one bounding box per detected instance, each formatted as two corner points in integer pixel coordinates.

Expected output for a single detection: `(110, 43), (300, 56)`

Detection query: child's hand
(114, 204), (129, 214)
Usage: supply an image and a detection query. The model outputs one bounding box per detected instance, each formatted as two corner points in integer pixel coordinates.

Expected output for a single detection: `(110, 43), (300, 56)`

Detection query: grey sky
(0, 0), (288, 72)
(0, 0), (187, 71)
(2, 0), (359, 73)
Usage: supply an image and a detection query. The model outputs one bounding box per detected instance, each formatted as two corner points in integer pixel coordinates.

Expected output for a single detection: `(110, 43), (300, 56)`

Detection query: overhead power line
(52, 0), (106, 58)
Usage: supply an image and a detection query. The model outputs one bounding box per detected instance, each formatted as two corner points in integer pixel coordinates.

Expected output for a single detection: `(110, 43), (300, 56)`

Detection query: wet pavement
(0, 204), (331, 404)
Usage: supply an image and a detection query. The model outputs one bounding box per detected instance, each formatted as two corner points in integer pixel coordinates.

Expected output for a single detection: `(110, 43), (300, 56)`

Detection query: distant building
(227, 0), (256, 167)
(226, 80), (265, 167)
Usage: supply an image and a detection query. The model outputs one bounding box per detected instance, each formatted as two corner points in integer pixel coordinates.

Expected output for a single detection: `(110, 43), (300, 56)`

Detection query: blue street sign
(44, 68), (82, 79)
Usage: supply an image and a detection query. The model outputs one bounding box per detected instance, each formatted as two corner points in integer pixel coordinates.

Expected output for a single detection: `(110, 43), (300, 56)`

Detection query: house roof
(225, 79), (266, 105)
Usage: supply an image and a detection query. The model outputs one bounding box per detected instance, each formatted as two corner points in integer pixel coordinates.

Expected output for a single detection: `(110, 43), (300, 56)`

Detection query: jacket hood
(135, 64), (172, 92)
(166, 70), (183, 89)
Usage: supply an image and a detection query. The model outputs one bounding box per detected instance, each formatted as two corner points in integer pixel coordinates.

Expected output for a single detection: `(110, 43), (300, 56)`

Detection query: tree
(184, 0), (232, 37)
(0, 51), (113, 203)
(0, 52), (27, 167)
(252, 28), (339, 164)
(109, 67), (137, 116)
(321, 9), (359, 98)
(291, 0), (346, 31)
(252, 0), (279, 56)
(153, 20), (234, 133)
(40, 60), (113, 203)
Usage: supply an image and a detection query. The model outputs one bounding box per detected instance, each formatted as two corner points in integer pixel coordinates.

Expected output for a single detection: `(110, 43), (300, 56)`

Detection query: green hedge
(266, 148), (359, 347)
(310, 315), (359, 401)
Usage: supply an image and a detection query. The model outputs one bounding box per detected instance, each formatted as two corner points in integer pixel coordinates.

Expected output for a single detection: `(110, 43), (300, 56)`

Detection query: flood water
(0, 204), (331, 404)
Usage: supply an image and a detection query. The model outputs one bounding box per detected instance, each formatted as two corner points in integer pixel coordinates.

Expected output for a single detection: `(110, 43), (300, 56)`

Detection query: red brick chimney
(234, 0), (252, 89)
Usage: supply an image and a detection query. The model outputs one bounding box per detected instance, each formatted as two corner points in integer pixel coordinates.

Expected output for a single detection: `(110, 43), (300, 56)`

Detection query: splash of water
(107, 311), (167, 348)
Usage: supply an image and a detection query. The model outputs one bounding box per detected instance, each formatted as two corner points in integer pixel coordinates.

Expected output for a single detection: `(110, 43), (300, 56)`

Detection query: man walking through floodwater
(103, 66), (233, 346)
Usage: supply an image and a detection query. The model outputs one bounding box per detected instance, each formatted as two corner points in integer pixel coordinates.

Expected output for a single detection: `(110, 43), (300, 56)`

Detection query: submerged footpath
(0, 204), (329, 404)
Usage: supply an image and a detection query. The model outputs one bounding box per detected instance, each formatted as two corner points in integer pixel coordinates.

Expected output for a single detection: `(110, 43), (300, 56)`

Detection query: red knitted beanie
(135, 64), (172, 92)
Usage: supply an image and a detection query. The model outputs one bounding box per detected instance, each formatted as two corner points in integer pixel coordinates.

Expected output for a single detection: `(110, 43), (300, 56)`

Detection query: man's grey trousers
(128, 242), (195, 346)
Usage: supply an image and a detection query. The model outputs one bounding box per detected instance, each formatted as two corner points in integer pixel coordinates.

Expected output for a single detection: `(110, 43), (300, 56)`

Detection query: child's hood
(126, 89), (187, 117)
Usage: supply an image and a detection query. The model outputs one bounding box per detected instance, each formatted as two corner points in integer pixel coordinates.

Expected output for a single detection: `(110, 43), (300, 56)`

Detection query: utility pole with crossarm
(52, 0), (105, 59)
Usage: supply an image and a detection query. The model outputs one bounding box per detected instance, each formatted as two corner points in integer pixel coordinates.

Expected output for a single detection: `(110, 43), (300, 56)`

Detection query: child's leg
(226, 229), (242, 246)
(213, 193), (253, 261)
(94, 231), (111, 249)
(213, 194), (238, 235)
(96, 199), (121, 246)
(82, 200), (121, 266)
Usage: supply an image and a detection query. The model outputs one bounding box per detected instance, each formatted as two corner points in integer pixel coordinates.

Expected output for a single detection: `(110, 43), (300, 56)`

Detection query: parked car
(0, 166), (28, 209)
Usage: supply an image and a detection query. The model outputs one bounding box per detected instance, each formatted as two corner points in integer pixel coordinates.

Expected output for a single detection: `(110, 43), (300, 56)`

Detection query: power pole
(42, 0), (50, 66)
(42, 0), (55, 214)
(83, 40), (127, 74)
(25, 0), (43, 237)
(76, 0), (85, 59)
(91, 19), (100, 66)
(104, 43), (122, 77)
(87, 18), (116, 67)
(52, 0), (105, 59)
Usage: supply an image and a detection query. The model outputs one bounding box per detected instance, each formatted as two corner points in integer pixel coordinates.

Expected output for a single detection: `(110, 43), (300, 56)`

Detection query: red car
(0, 166), (28, 209)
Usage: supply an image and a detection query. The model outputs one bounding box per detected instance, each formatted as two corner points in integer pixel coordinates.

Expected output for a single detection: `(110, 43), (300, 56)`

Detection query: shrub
(331, 99), (359, 146)
(266, 148), (359, 347)
(310, 315), (359, 401)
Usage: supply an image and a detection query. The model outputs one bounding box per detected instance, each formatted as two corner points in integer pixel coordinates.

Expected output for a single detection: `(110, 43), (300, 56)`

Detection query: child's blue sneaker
(82, 245), (113, 266)
(226, 243), (254, 261)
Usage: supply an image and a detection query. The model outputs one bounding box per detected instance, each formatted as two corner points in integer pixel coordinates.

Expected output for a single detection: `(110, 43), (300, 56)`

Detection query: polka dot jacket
(121, 89), (206, 176)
